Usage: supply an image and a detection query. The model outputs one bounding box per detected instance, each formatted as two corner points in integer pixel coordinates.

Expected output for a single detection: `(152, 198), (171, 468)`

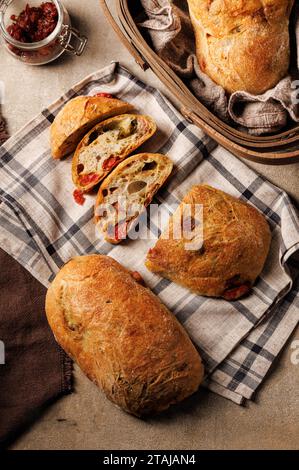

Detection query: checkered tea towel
(0, 62), (298, 405)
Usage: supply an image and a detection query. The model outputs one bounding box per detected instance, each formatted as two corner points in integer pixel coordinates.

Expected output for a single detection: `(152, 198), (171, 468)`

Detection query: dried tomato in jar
(0, 0), (87, 65)
(7, 2), (59, 43)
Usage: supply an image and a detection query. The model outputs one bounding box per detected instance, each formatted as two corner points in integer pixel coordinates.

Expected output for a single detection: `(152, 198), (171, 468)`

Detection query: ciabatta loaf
(50, 95), (134, 160)
(187, 0), (294, 94)
(146, 185), (271, 300)
(45, 255), (204, 417)
(72, 115), (157, 193)
(95, 153), (173, 244)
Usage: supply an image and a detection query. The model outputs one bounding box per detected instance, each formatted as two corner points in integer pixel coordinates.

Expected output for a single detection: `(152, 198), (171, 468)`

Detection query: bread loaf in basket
(187, 0), (294, 94)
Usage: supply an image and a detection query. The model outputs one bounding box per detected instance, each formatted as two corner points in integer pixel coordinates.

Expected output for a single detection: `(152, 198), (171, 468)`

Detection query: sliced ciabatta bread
(95, 153), (173, 244)
(72, 114), (157, 194)
(50, 94), (134, 160)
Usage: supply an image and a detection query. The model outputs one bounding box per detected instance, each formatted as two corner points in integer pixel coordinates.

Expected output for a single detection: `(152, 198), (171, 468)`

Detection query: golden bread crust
(146, 185), (271, 299)
(187, 0), (294, 94)
(45, 255), (204, 416)
(50, 96), (134, 160)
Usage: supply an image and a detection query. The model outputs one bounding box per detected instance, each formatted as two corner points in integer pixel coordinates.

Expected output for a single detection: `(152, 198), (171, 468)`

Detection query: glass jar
(0, 0), (87, 65)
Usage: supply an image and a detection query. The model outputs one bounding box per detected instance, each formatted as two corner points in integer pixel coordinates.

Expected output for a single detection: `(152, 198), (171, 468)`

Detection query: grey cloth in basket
(139, 0), (299, 135)
(0, 63), (298, 405)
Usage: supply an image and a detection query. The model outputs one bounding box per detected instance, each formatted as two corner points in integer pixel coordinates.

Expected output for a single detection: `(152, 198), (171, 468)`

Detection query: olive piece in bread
(94, 153), (173, 244)
(45, 255), (204, 417)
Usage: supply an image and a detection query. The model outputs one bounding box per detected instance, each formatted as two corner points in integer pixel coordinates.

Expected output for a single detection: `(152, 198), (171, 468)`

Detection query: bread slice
(50, 95), (134, 160)
(95, 153), (173, 244)
(72, 114), (157, 193)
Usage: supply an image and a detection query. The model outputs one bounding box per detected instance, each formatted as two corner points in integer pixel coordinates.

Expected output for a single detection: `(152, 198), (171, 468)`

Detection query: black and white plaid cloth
(0, 63), (298, 405)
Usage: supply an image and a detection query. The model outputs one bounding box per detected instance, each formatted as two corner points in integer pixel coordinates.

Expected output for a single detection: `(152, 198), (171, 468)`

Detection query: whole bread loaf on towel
(45, 255), (204, 417)
(146, 185), (271, 300)
(187, 0), (294, 94)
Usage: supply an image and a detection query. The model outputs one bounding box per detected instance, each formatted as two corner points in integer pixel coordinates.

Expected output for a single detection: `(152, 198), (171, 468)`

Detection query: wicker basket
(100, 0), (299, 164)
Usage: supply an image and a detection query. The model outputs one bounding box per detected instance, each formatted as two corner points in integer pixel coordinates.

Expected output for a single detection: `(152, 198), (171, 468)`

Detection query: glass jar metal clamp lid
(0, 0), (88, 65)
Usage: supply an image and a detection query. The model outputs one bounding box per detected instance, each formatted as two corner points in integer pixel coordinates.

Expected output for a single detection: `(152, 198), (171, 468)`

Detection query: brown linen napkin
(0, 103), (72, 448)
(0, 110), (8, 145)
(0, 247), (72, 448)
(139, 0), (299, 135)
